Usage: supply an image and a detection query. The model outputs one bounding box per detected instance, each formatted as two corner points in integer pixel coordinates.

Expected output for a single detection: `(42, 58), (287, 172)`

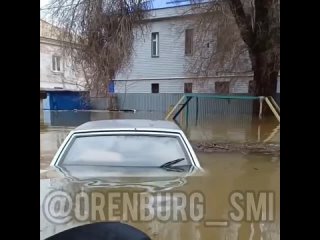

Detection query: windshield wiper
(160, 158), (185, 168)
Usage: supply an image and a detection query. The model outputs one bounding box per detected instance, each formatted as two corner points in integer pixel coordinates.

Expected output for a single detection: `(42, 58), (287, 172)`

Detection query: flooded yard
(40, 110), (279, 162)
(40, 110), (279, 240)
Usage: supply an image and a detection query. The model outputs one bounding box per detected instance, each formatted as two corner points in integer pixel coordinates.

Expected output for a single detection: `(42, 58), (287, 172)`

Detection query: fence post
(259, 97), (264, 119)
(195, 96), (199, 126)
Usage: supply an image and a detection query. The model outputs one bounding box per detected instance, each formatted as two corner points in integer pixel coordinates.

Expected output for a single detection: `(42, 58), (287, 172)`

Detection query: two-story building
(114, 0), (280, 95)
(40, 19), (88, 110)
(41, 0), (280, 112)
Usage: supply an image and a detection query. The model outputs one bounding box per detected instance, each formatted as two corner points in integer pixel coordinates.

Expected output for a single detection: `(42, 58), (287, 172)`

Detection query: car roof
(74, 119), (181, 132)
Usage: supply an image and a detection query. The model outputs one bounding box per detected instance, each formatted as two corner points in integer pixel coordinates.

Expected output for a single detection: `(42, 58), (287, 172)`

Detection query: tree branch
(228, 0), (254, 49)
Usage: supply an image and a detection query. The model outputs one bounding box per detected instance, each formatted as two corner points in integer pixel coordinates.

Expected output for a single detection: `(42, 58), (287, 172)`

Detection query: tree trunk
(252, 50), (279, 116)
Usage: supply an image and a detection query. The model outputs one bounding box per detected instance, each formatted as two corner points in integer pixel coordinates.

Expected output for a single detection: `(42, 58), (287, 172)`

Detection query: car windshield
(59, 134), (191, 167)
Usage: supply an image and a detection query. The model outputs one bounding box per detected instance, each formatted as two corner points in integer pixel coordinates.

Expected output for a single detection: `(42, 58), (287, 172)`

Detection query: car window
(59, 134), (191, 167)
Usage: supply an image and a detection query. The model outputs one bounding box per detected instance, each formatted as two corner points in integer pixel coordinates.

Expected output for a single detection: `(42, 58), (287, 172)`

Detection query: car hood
(40, 166), (206, 240)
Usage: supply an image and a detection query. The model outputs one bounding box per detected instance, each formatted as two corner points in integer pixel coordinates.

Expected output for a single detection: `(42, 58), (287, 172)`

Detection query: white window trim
(151, 32), (159, 57)
(52, 55), (63, 73)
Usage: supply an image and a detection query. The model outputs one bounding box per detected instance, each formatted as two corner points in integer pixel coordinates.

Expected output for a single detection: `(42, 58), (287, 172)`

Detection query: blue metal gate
(49, 91), (90, 110)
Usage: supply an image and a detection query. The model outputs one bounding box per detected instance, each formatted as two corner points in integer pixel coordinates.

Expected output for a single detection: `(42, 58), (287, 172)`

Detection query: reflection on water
(40, 153), (279, 240)
(40, 110), (279, 240)
(182, 116), (279, 144)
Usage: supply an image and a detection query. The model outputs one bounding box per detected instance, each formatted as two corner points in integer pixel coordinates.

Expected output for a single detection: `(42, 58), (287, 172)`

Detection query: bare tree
(190, 0), (280, 101)
(43, 0), (150, 97)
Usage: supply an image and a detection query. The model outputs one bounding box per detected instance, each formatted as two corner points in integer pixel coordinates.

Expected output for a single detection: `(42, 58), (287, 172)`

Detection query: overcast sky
(40, 0), (50, 8)
(40, 0), (199, 20)
(41, 0), (196, 10)
(40, 0), (50, 20)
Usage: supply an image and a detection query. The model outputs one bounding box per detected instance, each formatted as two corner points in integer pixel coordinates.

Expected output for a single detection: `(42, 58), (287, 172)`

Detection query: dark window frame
(151, 83), (159, 93)
(248, 80), (254, 94)
(184, 82), (193, 93)
(185, 29), (194, 56)
(215, 81), (230, 94)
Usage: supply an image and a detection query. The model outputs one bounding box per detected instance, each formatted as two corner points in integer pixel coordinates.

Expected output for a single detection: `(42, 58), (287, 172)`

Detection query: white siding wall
(115, 77), (253, 94)
(115, 17), (193, 80)
(230, 77), (252, 93)
(115, 80), (183, 93)
(113, 7), (280, 95)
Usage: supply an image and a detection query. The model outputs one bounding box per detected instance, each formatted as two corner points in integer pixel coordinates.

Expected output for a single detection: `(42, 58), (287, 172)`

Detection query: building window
(185, 29), (194, 55)
(215, 81), (230, 94)
(184, 83), (192, 93)
(151, 83), (159, 93)
(151, 32), (159, 57)
(248, 80), (254, 94)
(52, 55), (62, 72)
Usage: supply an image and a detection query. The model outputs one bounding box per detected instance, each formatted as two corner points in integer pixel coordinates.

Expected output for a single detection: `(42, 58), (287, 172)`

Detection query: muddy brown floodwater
(40, 110), (279, 240)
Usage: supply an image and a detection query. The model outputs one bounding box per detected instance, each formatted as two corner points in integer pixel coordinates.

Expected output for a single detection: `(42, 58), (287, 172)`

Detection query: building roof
(40, 18), (63, 39)
(150, 0), (191, 9)
(74, 119), (181, 131)
(150, 0), (208, 10)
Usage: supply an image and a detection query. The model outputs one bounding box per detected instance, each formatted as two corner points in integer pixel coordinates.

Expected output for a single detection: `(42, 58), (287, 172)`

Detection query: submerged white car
(49, 119), (203, 184)
(41, 120), (203, 239)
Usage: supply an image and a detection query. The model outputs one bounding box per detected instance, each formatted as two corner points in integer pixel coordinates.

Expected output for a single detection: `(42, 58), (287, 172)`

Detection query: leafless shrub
(189, 0), (280, 96)
(43, 0), (151, 96)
